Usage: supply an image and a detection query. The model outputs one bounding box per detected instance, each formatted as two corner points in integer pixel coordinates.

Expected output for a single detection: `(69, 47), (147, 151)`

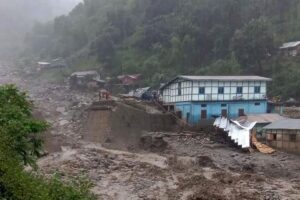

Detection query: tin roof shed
(263, 119), (300, 130)
(236, 114), (286, 124)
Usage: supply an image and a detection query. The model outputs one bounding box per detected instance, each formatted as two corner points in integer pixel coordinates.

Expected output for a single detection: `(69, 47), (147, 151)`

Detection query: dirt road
(0, 63), (299, 200)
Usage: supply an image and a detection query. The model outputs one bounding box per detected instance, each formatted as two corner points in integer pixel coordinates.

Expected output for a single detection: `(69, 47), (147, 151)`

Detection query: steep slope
(25, 0), (300, 99)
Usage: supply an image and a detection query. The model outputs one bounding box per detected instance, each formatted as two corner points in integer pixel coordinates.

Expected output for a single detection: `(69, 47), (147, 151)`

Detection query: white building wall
(162, 79), (268, 104)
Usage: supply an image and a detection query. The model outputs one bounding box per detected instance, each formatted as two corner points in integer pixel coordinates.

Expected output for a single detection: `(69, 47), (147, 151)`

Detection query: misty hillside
(25, 0), (300, 99)
(0, 0), (81, 58)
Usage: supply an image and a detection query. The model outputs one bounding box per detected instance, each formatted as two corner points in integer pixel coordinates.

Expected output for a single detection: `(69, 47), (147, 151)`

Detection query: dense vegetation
(0, 85), (95, 200)
(26, 0), (300, 99)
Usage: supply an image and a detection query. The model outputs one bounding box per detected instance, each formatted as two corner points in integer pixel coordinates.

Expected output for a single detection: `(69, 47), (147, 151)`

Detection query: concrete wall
(175, 100), (267, 125)
(83, 101), (176, 150)
(266, 129), (300, 154)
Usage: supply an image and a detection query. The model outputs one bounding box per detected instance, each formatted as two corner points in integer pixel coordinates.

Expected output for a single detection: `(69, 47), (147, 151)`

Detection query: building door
(186, 112), (190, 123)
(221, 109), (227, 117)
(238, 109), (245, 117)
(201, 110), (207, 119)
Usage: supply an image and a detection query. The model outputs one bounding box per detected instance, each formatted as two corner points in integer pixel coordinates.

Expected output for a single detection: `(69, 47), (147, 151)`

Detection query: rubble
(0, 63), (299, 200)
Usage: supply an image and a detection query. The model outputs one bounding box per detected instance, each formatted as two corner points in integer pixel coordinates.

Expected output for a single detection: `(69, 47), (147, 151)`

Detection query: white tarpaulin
(214, 117), (256, 148)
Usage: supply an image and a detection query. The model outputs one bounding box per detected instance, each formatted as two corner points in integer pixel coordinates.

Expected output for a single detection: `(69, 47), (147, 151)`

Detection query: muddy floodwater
(0, 63), (299, 200)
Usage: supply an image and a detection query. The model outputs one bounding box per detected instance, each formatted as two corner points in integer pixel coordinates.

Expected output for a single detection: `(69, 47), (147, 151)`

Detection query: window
(201, 104), (207, 108)
(273, 134), (277, 140)
(218, 87), (224, 94)
(178, 82), (182, 96)
(255, 102), (261, 106)
(237, 87), (243, 94)
(201, 110), (207, 119)
(254, 86), (261, 93)
(221, 104), (227, 107)
(290, 134), (296, 142)
(199, 87), (205, 94)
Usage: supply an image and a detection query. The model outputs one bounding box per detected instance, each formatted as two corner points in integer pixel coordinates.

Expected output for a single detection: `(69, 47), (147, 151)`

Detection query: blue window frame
(218, 87), (224, 94)
(237, 86), (243, 94)
(199, 87), (205, 94)
(254, 86), (261, 93)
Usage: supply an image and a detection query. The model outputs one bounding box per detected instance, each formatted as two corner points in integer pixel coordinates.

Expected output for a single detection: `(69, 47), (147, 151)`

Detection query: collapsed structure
(70, 71), (105, 90)
(213, 117), (256, 148)
(280, 41), (300, 56)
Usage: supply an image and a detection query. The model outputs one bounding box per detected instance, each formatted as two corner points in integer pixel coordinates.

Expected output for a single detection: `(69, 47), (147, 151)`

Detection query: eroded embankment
(83, 100), (176, 150)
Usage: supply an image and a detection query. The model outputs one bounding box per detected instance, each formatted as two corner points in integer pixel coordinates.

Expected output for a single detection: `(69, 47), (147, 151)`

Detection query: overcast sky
(0, 0), (83, 53)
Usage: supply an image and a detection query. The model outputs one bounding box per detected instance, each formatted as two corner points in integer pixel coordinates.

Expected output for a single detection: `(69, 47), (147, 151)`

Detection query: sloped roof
(37, 62), (50, 65)
(71, 71), (99, 77)
(134, 87), (151, 98)
(117, 74), (141, 80)
(280, 41), (300, 49)
(236, 114), (286, 124)
(180, 75), (271, 81)
(160, 75), (271, 90)
(263, 119), (300, 130)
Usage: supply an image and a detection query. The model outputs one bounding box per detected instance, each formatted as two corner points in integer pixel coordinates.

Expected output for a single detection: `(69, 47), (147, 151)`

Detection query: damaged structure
(160, 76), (271, 126)
(235, 113), (286, 138)
(280, 41), (300, 56)
(120, 87), (154, 101)
(214, 117), (256, 148)
(117, 74), (141, 86)
(70, 71), (105, 90)
(37, 58), (67, 71)
(264, 119), (300, 154)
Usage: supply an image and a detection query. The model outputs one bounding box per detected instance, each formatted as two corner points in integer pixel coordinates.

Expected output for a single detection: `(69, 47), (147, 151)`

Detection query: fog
(0, 0), (82, 58)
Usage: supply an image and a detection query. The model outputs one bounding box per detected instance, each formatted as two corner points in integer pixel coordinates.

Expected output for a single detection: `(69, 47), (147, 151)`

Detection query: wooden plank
(252, 134), (275, 154)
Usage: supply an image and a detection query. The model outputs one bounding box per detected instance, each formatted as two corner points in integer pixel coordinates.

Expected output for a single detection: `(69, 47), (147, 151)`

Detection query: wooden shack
(280, 41), (300, 56)
(263, 119), (300, 154)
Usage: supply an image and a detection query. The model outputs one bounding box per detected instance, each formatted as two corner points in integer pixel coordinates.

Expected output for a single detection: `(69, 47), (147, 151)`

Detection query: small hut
(263, 119), (300, 154)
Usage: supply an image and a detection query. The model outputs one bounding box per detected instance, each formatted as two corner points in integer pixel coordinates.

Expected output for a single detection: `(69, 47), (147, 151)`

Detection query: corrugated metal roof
(117, 74), (141, 80)
(38, 62), (50, 65)
(71, 71), (99, 77)
(179, 75), (272, 81)
(160, 75), (271, 90)
(280, 41), (300, 49)
(263, 119), (300, 130)
(236, 114), (286, 124)
(134, 87), (151, 98)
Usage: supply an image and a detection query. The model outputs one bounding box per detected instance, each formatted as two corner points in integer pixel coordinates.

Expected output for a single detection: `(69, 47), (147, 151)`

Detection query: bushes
(0, 85), (96, 200)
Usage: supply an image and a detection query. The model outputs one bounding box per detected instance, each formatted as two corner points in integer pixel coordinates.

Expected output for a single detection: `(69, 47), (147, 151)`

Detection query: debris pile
(214, 117), (256, 148)
(1, 63), (299, 200)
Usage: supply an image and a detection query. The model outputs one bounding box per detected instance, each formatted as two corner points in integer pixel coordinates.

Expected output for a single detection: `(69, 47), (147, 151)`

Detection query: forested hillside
(26, 0), (300, 99)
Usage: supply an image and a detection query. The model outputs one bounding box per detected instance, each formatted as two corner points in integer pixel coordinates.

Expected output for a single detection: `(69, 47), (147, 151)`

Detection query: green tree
(231, 18), (276, 74)
(0, 85), (96, 200)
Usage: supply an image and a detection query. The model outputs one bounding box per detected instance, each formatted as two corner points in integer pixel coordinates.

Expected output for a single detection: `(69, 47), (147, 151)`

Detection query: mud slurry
(0, 63), (299, 200)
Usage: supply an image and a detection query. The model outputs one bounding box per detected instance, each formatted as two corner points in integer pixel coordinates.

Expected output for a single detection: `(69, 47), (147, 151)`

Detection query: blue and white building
(160, 76), (272, 125)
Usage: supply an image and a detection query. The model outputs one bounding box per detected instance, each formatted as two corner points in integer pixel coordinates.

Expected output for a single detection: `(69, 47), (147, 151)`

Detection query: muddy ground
(0, 63), (299, 200)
